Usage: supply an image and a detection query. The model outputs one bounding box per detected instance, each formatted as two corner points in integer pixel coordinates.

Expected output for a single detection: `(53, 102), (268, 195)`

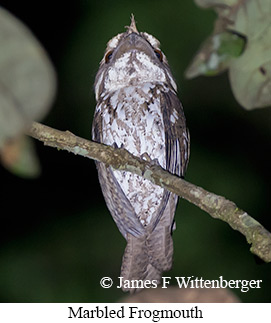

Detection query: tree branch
(27, 121), (271, 263)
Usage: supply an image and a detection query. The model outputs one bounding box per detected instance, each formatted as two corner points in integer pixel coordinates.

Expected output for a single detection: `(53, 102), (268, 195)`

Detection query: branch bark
(27, 121), (271, 263)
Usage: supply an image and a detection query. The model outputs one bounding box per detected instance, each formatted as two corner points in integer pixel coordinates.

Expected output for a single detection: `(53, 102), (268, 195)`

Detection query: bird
(92, 15), (189, 293)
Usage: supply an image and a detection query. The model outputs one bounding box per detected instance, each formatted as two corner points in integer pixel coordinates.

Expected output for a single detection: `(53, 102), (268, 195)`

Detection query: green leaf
(185, 31), (246, 78)
(228, 0), (271, 109)
(0, 7), (56, 149)
(187, 0), (271, 110)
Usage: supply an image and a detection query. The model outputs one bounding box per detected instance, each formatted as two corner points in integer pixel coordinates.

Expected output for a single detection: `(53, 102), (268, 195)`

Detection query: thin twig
(27, 121), (271, 262)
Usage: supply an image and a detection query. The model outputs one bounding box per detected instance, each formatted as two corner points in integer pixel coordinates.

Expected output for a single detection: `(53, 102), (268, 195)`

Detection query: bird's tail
(120, 227), (173, 293)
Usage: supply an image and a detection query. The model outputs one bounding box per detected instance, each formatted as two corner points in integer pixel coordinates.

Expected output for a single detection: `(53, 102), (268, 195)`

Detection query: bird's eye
(154, 49), (163, 62)
(105, 50), (113, 63)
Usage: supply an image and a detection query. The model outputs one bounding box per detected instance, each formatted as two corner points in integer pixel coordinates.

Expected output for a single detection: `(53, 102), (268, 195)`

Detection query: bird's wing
(149, 89), (190, 232)
(146, 89), (190, 272)
(162, 89), (190, 178)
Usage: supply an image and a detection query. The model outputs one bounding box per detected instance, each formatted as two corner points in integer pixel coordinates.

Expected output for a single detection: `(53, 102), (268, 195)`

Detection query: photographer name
(116, 275), (262, 293)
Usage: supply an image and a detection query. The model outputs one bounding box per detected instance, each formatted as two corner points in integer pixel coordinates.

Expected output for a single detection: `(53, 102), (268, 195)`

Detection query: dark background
(0, 0), (270, 302)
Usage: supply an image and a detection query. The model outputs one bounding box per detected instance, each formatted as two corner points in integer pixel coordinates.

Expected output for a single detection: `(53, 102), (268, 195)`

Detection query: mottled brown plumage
(92, 15), (189, 292)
